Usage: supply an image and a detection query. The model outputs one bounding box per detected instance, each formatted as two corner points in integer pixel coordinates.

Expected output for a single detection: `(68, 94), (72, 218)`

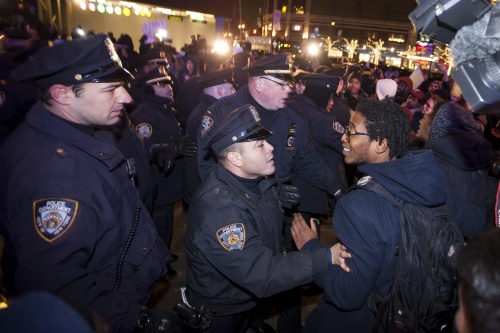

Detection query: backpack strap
(352, 177), (404, 333)
(353, 176), (404, 209)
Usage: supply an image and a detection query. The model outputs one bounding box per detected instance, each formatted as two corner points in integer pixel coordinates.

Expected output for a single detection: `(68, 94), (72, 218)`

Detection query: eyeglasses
(260, 76), (293, 91)
(344, 125), (370, 140)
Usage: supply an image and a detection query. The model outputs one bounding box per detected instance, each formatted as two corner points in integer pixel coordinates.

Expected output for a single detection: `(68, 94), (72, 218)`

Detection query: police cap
(143, 68), (172, 86)
(199, 69), (235, 88)
(304, 73), (341, 90)
(10, 34), (133, 86)
(205, 104), (273, 153)
(244, 53), (292, 80)
(141, 49), (169, 68)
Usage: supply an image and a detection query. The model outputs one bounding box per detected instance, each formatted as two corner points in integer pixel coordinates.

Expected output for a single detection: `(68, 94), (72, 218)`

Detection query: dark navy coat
(287, 94), (346, 214)
(186, 164), (329, 316)
(183, 93), (217, 204)
(131, 95), (183, 206)
(197, 85), (340, 196)
(0, 102), (170, 333)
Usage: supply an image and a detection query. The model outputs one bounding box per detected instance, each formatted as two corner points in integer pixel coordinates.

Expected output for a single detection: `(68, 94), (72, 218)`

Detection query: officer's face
(68, 82), (132, 126)
(153, 83), (173, 100)
(341, 111), (379, 165)
(218, 83), (236, 98)
(238, 139), (275, 178)
(257, 76), (293, 110)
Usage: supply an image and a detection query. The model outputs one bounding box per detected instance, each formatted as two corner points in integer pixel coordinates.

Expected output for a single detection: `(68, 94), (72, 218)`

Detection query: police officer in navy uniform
(0, 35), (180, 333)
(175, 53), (227, 131)
(130, 68), (196, 277)
(183, 68), (236, 205)
(196, 53), (341, 332)
(186, 104), (345, 333)
(287, 73), (348, 223)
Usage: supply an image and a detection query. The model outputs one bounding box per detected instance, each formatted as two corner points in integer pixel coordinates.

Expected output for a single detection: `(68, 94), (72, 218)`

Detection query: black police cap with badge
(244, 53), (293, 81)
(10, 34), (133, 86)
(141, 49), (170, 69)
(204, 104), (273, 154)
(199, 69), (235, 89)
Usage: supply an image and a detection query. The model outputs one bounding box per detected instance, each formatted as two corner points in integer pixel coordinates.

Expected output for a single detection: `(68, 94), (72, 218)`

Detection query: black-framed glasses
(259, 76), (293, 91)
(345, 125), (370, 140)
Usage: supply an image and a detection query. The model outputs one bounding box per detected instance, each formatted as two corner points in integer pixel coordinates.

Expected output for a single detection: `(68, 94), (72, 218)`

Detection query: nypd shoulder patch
(33, 199), (78, 242)
(136, 123), (153, 139)
(216, 223), (246, 251)
(332, 121), (345, 134)
(200, 116), (214, 138)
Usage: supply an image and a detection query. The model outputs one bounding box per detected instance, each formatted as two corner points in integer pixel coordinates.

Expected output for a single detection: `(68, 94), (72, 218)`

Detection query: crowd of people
(0, 11), (499, 333)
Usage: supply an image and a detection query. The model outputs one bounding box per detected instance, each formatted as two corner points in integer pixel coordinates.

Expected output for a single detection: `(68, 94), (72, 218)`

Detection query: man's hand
(291, 213), (317, 250)
(276, 177), (300, 209)
(175, 136), (197, 157)
(330, 242), (351, 272)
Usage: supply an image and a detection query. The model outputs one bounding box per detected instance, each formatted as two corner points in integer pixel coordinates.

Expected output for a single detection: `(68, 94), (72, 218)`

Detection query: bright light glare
(156, 29), (167, 41)
(212, 40), (229, 54)
(308, 44), (319, 56)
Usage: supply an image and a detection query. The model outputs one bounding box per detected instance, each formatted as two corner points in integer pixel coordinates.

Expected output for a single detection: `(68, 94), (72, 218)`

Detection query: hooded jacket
(304, 150), (447, 333)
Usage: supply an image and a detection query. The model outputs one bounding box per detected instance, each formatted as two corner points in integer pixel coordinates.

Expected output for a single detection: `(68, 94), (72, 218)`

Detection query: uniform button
(56, 148), (66, 155)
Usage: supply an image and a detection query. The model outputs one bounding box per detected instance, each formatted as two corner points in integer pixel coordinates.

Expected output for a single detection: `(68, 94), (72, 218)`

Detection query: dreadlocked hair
(355, 98), (410, 159)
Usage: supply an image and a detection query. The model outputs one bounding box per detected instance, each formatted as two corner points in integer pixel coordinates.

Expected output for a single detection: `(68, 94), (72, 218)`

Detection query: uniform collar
(26, 101), (125, 170)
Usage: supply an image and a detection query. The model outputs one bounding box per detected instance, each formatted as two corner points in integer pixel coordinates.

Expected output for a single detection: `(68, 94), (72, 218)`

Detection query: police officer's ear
(226, 150), (243, 167)
(49, 84), (72, 105)
(249, 77), (263, 93)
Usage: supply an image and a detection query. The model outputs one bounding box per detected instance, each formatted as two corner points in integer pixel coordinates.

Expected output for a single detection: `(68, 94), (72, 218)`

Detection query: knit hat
(376, 79), (397, 100)
(428, 102), (481, 139)
(429, 80), (442, 90)
(347, 71), (362, 83)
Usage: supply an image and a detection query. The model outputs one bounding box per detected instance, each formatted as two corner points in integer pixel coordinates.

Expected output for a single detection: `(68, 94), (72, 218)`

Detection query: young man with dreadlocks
(300, 99), (448, 333)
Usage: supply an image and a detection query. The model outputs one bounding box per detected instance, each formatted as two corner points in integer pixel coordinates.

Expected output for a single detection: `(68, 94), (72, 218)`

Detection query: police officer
(185, 104), (344, 333)
(0, 35), (179, 333)
(287, 73), (348, 222)
(130, 67), (196, 278)
(184, 68), (236, 205)
(175, 53), (227, 130)
(196, 54), (341, 332)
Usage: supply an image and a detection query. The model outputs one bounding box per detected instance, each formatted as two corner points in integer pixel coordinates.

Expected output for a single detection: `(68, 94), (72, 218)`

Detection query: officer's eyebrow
(100, 82), (126, 91)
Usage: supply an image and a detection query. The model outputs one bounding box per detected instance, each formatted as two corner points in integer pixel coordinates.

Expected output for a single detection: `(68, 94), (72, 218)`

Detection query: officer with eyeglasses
(196, 53), (341, 333)
(130, 67), (196, 280)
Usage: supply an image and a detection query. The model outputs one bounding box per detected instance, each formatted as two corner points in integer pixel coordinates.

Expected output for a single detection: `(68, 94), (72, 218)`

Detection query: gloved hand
(135, 307), (181, 333)
(276, 177), (300, 209)
(174, 136), (197, 157)
(150, 143), (175, 173)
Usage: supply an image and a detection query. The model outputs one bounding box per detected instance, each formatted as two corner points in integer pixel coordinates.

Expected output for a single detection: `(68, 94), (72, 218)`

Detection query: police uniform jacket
(186, 164), (330, 316)
(131, 94), (183, 206)
(0, 102), (170, 333)
(183, 93), (217, 204)
(304, 150), (447, 333)
(197, 85), (340, 195)
(287, 94), (347, 214)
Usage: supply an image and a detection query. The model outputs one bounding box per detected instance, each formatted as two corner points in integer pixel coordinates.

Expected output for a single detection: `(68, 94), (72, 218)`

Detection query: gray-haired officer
(0, 35), (179, 333)
(185, 104), (344, 333)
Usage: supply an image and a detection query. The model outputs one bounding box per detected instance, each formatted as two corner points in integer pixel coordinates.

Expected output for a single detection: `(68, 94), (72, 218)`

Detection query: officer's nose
(265, 140), (274, 152)
(117, 86), (133, 104)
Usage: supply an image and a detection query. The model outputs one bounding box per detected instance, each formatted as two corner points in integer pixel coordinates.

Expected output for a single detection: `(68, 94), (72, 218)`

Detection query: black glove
(276, 177), (300, 209)
(174, 136), (197, 157)
(150, 143), (175, 173)
(135, 307), (181, 333)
